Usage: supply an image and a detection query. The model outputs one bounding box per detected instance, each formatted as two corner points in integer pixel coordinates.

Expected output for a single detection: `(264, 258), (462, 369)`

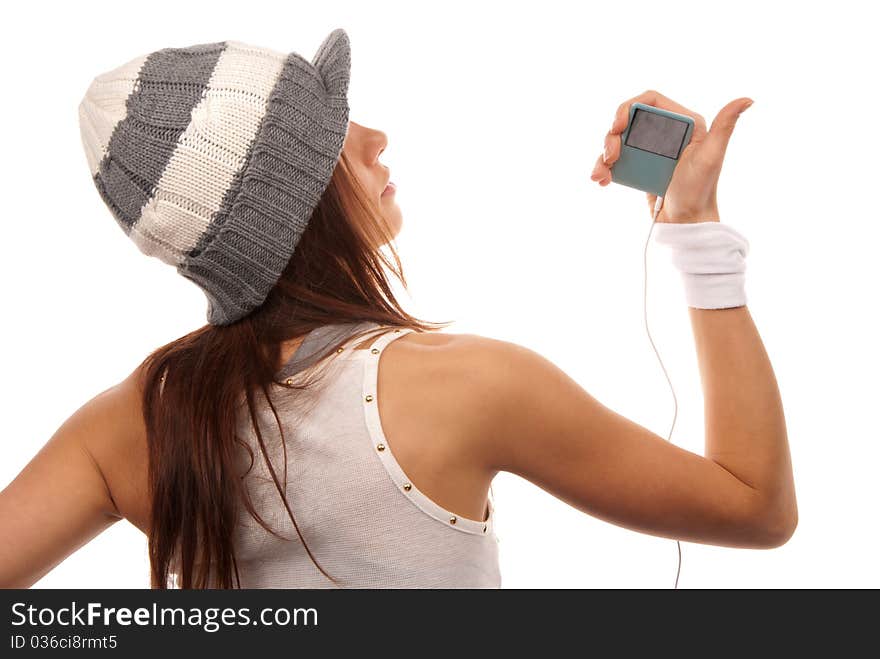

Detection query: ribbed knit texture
(652, 221), (750, 309)
(77, 30), (352, 325)
(214, 322), (502, 588)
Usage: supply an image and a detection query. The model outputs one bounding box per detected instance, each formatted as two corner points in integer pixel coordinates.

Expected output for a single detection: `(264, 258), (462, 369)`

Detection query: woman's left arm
(0, 382), (130, 588)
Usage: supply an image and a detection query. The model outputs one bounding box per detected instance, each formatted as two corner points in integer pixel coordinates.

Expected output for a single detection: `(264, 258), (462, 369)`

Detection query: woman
(0, 29), (796, 588)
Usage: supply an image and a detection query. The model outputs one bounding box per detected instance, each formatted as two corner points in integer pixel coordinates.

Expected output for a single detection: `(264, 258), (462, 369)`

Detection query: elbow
(751, 505), (798, 549)
(757, 514), (797, 549)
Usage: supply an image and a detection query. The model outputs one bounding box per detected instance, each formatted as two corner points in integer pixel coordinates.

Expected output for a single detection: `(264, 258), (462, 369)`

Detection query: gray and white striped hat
(78, 29), (351, 325)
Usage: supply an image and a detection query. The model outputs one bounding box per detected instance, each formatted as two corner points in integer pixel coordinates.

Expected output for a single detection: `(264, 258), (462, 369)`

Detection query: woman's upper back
(222, 321), (500, 587)
(98, 323), (500, 587)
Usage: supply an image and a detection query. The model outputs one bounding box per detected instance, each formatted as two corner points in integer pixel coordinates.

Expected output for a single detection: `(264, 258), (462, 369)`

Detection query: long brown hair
(138, 151), (450, 588)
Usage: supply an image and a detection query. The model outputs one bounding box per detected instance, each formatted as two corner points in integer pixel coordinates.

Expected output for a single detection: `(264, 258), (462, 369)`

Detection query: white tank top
(228, 321), (501, 588)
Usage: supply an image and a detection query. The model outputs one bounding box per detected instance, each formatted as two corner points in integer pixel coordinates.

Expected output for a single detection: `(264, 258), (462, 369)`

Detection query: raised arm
(461, 313), (795, 548)
(458, 90), (795, 548)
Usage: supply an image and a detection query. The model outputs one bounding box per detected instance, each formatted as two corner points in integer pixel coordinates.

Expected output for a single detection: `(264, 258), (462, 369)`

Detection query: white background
(1, 0), (876, 588)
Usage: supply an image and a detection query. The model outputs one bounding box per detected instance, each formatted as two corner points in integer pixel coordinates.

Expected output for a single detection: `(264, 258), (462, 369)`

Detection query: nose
(373, 131), (388, 163)
(347, 121), (388, 164)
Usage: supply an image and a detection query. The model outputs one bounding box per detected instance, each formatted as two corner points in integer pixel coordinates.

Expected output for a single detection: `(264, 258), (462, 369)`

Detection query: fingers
(603, 130), (618, 165)
(590, 129), (620, 184)
(590, 151), (612, 185)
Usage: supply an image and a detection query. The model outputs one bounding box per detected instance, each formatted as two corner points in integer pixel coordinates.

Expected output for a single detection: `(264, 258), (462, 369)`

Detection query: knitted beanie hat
(77, 29), (352, 326)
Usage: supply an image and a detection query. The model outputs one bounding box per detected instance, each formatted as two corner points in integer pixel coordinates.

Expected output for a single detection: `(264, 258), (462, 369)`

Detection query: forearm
(689, 305), (797, 531)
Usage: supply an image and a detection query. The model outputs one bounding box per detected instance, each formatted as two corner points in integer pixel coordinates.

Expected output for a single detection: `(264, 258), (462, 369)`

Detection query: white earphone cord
(644, 195), (682, 589)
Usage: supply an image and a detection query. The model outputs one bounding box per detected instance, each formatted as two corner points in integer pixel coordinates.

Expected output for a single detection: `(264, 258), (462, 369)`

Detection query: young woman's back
(224, 321), (501, 588)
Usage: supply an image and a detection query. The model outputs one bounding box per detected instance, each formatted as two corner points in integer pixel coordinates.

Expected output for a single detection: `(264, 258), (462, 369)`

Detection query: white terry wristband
(651, 221), (750, 309)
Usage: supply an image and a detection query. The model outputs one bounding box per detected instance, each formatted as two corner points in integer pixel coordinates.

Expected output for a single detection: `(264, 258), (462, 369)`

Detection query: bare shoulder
(391, 328), (535, 367)
(386, 329), (534, 387)
(402, 329), (560, 388)
(385, 329), (560, 471)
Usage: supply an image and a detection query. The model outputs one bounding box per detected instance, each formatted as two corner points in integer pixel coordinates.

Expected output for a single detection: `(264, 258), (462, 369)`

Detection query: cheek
(354, 166), (372, 192)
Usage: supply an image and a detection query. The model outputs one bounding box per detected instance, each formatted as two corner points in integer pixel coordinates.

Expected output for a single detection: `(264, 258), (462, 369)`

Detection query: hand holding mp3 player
(590, 91), (754, 224)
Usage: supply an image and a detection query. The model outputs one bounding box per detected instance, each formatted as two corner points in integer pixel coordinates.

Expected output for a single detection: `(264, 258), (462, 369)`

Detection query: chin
(381, 202), (403, 239)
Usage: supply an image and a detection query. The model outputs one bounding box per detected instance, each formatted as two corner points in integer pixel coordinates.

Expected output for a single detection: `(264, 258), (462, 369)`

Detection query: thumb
(705, 97), (754, 160)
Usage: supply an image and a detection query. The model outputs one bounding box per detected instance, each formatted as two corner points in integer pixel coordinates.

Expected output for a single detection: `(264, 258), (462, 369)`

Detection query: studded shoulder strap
(365, 326), (415, 352)
(359, 325), (494, 536)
